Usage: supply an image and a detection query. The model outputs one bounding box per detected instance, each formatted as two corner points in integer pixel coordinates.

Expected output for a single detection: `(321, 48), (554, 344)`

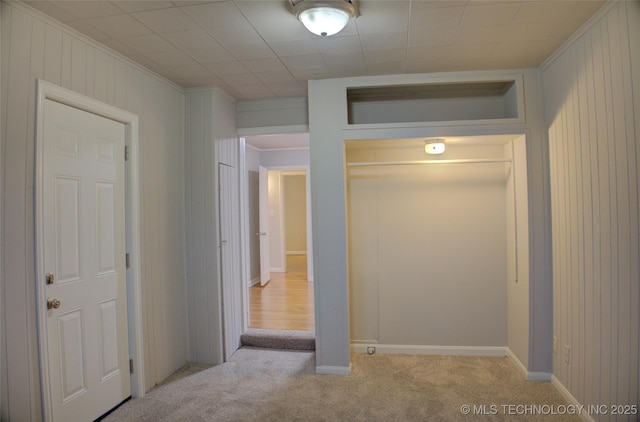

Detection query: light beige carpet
(105, 348), (578, 421)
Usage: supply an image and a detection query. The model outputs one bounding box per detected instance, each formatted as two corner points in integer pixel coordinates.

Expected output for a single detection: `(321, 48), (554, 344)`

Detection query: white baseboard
(286, 251), (307, 255)
(506, 349), (551, 381)
(351, 343), (507, 357)
(316, 364), (351, 375)
(249, 277), (260, 287)
(270, 267), (285, 273)
(551, 376), (595, 422)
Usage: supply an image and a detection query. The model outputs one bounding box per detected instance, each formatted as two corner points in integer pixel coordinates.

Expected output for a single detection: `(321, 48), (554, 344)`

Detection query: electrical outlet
(563, 345), (570, 364)
(367, 346), (376, 355)
(553, 336), (558, 354)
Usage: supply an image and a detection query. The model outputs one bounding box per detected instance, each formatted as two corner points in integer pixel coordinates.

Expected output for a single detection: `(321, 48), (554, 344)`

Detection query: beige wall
(542, 0), (640, 411)
(1, 3), (187, 420)
(284, 174), (307, 254)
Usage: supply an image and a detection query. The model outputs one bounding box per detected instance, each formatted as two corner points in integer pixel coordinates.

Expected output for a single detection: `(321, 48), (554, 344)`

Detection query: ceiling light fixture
(293, 0), (355, 37)
(425, 139), (446, 155)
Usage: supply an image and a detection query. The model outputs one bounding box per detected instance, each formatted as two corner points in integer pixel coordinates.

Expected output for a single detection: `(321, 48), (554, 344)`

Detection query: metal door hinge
(46, 273), (55, 285)
(125, 253), (130, 269)
(125, 145), (129, 162)
(129, 359), (134, 374)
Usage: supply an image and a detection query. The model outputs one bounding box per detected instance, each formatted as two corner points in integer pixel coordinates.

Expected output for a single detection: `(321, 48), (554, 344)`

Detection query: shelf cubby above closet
(346, 75), (524, 127)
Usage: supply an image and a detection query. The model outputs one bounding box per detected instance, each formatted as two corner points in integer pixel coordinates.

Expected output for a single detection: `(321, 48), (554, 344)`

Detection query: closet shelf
(346, 158), (512, 167)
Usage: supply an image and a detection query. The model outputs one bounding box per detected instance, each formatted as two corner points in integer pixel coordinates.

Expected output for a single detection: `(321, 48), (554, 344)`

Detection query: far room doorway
(240, 134), (314, 333)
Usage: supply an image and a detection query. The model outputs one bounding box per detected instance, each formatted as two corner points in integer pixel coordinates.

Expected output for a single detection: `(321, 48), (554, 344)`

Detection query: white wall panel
(543, 1), (639, 414)
(184, 87), (241, 364)
(1, 3), (187, 419)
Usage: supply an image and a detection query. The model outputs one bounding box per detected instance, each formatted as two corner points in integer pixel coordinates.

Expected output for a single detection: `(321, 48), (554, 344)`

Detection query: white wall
(347, 144), (508, 349)
(184, 87), (241, 364)
(505, 136), (531, 373)
(309, 69), (551, 375)
(260, 148), (310, 168)
(542, 1), (639, 412)
(236, 97), (308, 130)
(1, 3), (187, 419)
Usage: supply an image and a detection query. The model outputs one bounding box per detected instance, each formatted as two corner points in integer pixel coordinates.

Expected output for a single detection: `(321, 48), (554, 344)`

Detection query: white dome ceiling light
(293, 0), (355, 37)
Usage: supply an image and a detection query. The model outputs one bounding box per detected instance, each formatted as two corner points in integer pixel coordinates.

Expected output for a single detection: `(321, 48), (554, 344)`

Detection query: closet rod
(347, 158), (512, 167)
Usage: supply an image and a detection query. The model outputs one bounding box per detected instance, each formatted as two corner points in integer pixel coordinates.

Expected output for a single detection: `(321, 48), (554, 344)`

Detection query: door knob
(47, 298), (61, 310)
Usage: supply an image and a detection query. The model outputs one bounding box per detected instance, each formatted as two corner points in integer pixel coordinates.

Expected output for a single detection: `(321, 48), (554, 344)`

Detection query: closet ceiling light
(425, 139), (446, 155)
(293, 0), (355, 37)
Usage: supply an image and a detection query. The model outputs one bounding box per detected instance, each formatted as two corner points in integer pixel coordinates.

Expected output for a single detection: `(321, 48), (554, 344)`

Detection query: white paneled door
(42, 99), (130, 421)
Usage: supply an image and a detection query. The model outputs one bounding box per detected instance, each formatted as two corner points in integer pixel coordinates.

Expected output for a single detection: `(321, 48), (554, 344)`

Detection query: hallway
(249, 255), (314, 331)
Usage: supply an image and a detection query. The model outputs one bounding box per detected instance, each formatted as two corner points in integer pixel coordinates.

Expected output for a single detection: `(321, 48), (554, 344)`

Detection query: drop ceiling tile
(24, 2), (78, 22)
(366, 62), (406, 75)
(501, 21), (579, 43)
(513, 1), (604, 24)
(240, 58), (287, 73)
(100, 39), (143, 58)
(408, 25), (459, 47)
(447, 57), (493, 71)
(220, 73), (262, 86)
(224, 43), (276, 61)
(161, 29), (219, 51)
(269, 40), (319, 57)
(254, 71), (296, 83)
(406, 45), (451, 66)
(281, 54), (326, 70)
(181, 1), (247, 29)
(184, 46), (235, 64)
(461, 3), (521, 26)
(119, 34), (177, 54)
(230, 83), (275, 98)
(360, 33), (407, 51)
(363, 48), (406, 65)
(181, 75), (226, 88)
(454, 24), (507, 45)
(327, 64), (367, 78)
(410, 5), (465, 29)
(314, 36), (362, 54)
(164, 64), (213, 79)
(86, 14), (153, 39)
(490, 39), (560, 65)
(355, 0), (410, 35)
(405, 61), (450, 74)
(131, 8), (198, 33)
(206, 23), (265, 47)
(411, 1), (467, 12)
(289, 67), (330, 81)
(450, 43), (495, 60)
(143, 49), (198, 68)
(126, 54), (163, 71)
(321, 52), (365, 68)
(112, 1), (174, 13)
(268, 81), (307, 98)
(66, 20), (112, 41)
(51, 1), (123, 20)
(204, 61), (250, 76)
(235, 0), (311, 42)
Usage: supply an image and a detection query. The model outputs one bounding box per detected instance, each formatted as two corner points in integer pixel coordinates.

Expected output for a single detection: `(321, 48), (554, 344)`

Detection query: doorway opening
(240, 134), (314, 333)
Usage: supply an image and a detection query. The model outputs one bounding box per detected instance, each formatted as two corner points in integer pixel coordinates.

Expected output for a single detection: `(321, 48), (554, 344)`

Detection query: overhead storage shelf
(346, 78), (522, 126)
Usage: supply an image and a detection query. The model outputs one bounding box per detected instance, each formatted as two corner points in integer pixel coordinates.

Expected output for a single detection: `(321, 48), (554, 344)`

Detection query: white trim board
(350, 344), (508, 357)
(551, 376), (596, 422)
(35, 80), (145, 420)
(316, 365), (351, 376)
(506, 349), (551, 382)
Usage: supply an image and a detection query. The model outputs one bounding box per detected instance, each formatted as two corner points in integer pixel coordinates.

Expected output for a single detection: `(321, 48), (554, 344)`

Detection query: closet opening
(345, 134), (529, 359)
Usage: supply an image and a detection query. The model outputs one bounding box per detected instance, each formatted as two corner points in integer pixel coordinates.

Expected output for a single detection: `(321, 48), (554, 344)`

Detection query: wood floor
(249, 254), (315, 331)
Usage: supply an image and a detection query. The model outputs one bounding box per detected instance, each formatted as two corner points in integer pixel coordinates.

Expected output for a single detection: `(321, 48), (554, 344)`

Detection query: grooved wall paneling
(543, 1), (639, 414)
(1, 3), (187, 419)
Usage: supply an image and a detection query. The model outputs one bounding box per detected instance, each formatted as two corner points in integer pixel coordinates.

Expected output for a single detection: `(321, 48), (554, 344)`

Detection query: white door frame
(35, 80), (145, 420)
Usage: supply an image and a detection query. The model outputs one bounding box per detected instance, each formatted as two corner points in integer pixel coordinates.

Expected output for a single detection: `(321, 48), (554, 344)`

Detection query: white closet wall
(347, 141), (512, 350)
